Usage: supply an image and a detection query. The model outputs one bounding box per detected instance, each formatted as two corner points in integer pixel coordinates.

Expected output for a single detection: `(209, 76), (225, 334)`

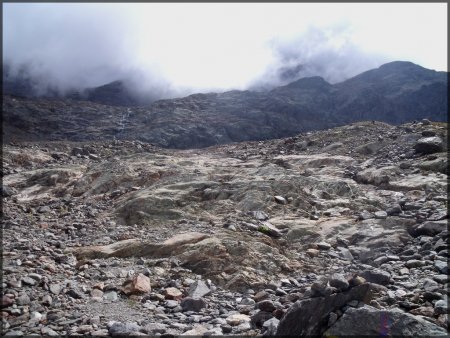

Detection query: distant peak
(284, 76), (331, 89)
(378, 61), (424, 71)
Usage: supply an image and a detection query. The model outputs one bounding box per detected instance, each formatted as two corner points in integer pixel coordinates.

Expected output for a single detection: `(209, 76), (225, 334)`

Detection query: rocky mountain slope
(3, 61), (447, 148)
(2, 119), (448, 336)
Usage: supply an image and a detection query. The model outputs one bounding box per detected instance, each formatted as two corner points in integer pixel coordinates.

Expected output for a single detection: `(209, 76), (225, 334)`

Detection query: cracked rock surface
(2, 120), (448, 336)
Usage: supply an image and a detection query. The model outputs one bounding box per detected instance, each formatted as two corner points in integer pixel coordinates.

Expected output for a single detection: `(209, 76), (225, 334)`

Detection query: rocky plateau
(1, 119), (449, 336)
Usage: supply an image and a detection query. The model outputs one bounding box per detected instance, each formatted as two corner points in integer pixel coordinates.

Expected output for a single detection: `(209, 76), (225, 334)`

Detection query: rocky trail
(1, 120), (448, 336)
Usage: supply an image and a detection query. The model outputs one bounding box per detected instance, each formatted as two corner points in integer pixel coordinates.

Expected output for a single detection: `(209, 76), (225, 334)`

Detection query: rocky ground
(1, 120), (448, 336)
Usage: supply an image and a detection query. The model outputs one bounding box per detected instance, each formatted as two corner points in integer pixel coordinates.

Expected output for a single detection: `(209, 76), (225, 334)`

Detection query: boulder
(325, 305), (447, 336)
(122, 273), (151, 295)
(276, 283), (378, 335)
(414, 137), (443, 154)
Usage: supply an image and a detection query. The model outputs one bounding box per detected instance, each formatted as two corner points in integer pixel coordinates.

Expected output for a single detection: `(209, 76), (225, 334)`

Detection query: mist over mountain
(3, 61), (447, 148)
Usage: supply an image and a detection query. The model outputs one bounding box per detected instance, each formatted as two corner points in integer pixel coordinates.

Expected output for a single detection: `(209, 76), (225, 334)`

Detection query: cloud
(3, 3), (446, 100)
(250, 25), (389, 89)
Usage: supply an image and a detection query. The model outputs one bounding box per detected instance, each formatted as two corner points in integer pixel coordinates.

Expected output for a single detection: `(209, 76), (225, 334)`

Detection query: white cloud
(3, 3), (447, 96)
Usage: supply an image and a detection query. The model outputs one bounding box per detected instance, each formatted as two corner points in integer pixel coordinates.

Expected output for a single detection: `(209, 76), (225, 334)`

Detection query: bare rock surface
(2, 120), (448, 336)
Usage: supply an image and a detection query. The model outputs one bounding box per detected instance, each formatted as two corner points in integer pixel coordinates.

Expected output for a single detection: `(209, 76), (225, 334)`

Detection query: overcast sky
(3, 3), (448, 97)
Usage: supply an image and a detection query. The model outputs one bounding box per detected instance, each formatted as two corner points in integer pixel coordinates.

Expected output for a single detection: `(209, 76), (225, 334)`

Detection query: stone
(108, 321), (142, 336)
(251, 310), (274, 328)
(329, 274), (349, 291)
(187, 280), (211, 299)
(325, 305), (447, 336)
(16, 294), (31, 306)
(41, 327), (59, 336)
(66, 288), (85, 299)
(360, 270), (391, 286)
(143, 323), (167, 335)
(434, 299), (448, 315)
(256, 300), (276, 312)
(274, 196), (287, 205)
(254, 291), (270, 302)
(164, 287), (183, 300)
(122, 273), (151, 295)
(2, 295), (14, 308)
(409, 220), (447, 237)
(409, 306), (435, 317)
(91, 289), (104, 298)
(21, 277), (36, 286)
(414, 137), (443, 154)
(262, 317), (279, 336)
(103, 291), (118, 301)
(405, 260), (426, 268)
(180, 297), (207, 312)
(422, 278), (440, 292)
(257, 222), (282, 238)
(276, 283), (377, 335)
(49, 284), (61, 295)
(252, 210), (269, 221)
(374, 211), (388, 219)
(435, 260), (448, 274)
(226, 313), (251, 326)
(306, 248), (320, 257)
(359, 210), (374, 220)
(317, 242), (331, 250)
(182, 324), (208, 335)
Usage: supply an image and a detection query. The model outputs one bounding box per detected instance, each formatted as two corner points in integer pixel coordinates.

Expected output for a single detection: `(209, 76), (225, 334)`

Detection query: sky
(3, 3), (448, 99)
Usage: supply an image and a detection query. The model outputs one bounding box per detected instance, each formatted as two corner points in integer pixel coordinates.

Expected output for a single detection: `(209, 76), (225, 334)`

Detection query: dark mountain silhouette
(3, 61), (447, 148)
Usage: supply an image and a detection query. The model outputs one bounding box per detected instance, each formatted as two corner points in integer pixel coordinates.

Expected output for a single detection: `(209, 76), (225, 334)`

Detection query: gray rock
(274, 196), (287, 205)
(4, 330), (24, 336)
(360, 270), (391, 286)
(256, 300), (276, 312)
(143, 323), (167, 335)
(262, 317), (279, 336)
(374, 211), (388, 219)
(21, 277), (36, 286)
(434, 299), (448, 315)
(252, 210), (269, 221)
(49, 283), (61, 295)
(409, 220), (447, 237)
(405, 259), (426, 268)
(359, 210), (374, 220)
(317, 242), (331, 250)
(180, 297), (207, 312)
(41, 327), (59, 336)
(66, 289), (85, 299)
(108, 321), (142, 336)
(325, 305), (447, 336)
(414, 137), (443, 154)
(165, 300), (178, 308)
(257, 222), (282, 238)
(16, 293), (31, 306)
(435, 260), (448, 274)
(188, 280), (211, 298)
(329, 274), (349, 291)
(423, 278), (440, 292)
(103, 291), (118, 301)
(251, 310), (274, 328)
(276, 283), (377, 335)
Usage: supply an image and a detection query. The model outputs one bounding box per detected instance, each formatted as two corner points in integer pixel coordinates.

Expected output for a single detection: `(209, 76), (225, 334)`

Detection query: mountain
(67, 80), (150, 107)
(2, 61), (447, 148)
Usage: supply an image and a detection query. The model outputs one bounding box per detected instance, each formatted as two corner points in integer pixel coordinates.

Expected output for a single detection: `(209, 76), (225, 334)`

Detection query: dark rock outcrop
(325, 305), (448, 336)
(275, 283), (378, 336)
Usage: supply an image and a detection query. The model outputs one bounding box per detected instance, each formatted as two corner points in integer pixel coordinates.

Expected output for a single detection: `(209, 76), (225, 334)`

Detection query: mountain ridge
(3, 61), (447, 148)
